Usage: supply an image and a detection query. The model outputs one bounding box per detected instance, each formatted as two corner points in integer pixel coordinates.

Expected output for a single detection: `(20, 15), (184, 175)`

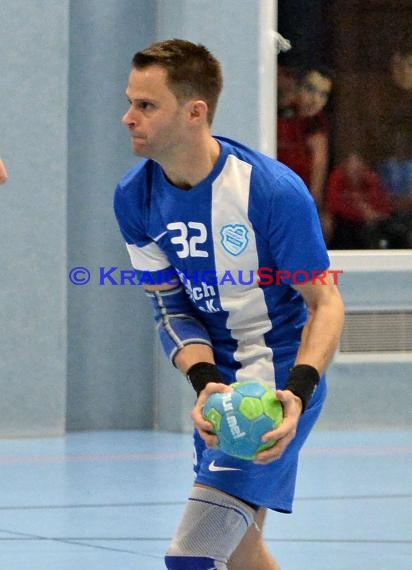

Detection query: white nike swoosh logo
(153, 230), (167, 242)
(208, 460), (242, 472)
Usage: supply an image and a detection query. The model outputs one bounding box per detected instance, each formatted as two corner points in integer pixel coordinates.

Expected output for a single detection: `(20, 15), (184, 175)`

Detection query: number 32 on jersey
(167, 221), (208, 258)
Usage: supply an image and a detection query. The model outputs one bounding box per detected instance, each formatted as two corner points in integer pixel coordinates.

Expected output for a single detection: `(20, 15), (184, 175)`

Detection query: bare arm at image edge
(0, 158), (8, 184)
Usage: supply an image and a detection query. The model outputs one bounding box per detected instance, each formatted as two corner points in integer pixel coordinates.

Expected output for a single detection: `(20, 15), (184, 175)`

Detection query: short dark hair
(132, 39), (223, 125)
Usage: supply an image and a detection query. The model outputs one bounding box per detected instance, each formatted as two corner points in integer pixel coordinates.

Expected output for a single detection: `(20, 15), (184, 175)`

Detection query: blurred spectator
(277, 64), (298, 113)
(277, 66), (333, 210)
(326, 152), (392, 249)
(362, 33), (412, 166)
(377, 127), (412, 248)
(0, 157), (7, 184)
(331, 33), (412, 249)
(378, 128), (412, 198)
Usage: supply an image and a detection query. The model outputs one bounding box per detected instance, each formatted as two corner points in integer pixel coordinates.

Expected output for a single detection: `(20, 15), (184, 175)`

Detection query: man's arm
(255, 273), (344, 463)
(144, 280), (216, 372)
(144, 280), (229, 446)
(0, 158), (8, 185)
(293, 272), (345, 374)
(307, 131), (328, 209)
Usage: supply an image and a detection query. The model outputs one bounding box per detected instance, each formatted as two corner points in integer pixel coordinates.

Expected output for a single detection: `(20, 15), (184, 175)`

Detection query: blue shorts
(194, 364), (327, 513)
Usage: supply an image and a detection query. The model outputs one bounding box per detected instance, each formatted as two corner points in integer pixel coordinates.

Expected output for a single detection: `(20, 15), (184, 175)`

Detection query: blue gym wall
(0, 0), (69, 436)
(0, 1), (410, 437)
(66, 0), (156, 431)
(0, 0), (275, 436)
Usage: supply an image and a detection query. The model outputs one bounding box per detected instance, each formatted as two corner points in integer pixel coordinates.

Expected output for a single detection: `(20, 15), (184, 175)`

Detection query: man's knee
(165, 486), (255, 568)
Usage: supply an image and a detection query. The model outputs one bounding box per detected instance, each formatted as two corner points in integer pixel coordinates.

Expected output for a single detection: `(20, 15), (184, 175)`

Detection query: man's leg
(228, 508), (280, 570)
(165, 485), (255, 569)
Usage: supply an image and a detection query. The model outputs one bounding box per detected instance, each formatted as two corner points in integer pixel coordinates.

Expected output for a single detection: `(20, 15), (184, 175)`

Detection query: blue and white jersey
(114, 136), (329, 389)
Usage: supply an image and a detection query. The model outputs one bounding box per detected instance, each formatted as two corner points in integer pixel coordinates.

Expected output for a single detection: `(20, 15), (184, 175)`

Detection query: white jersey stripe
(211, 155), (276, 387)
(126, 242), (171, 272)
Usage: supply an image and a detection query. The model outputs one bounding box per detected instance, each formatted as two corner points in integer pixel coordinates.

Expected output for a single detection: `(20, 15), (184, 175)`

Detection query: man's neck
(161, 136), (221, 190)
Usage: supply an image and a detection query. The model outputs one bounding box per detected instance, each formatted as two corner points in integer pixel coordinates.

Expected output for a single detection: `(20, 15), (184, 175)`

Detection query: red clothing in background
(326, 167), (392, 222)
(277, 107), (328, 185)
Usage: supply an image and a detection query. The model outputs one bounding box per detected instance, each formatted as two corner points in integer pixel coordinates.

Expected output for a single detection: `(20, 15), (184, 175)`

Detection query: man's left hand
(253, 389), (303, 464)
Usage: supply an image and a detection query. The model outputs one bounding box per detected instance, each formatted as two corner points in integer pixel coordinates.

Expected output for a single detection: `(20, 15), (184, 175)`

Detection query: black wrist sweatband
(186, 362), (223, 396)
(284, 364), (320, 413)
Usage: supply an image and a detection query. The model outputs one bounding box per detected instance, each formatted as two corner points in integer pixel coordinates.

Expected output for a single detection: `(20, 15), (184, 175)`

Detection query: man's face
(277, 66), (297, 110)
(297, 71), (332, 117)
(392, 53), (412, 91)
(122, 65), (188, 161)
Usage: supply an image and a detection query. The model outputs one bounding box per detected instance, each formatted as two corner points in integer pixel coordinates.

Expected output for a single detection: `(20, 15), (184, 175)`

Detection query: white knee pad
(166, 486), (255, 565)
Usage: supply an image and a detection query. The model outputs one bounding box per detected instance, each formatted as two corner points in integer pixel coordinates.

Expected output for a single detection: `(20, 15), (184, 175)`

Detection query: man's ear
(187, 99), (209, 123)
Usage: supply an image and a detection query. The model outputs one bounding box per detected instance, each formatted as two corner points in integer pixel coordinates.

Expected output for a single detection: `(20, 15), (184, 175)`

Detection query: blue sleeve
(146, 286), (213, 363)
(114, 182), (178, 284)
(267, 172), (329, 283)
(113, 182), (150, 247)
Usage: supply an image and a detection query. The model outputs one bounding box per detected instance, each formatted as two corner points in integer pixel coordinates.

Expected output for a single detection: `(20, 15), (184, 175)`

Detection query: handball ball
(202, 381), (283, 460)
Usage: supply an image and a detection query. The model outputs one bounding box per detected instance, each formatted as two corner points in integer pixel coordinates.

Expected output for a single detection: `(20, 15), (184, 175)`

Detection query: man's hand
(190, 382), (232, 448)
(253, 389), (303, 464)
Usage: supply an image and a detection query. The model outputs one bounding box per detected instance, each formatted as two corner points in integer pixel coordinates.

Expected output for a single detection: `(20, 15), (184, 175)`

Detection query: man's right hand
(191, 382), (232, 447)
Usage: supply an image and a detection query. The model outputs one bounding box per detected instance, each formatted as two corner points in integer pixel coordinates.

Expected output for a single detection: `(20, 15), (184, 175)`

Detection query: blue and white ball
(202, 381), (283, 460)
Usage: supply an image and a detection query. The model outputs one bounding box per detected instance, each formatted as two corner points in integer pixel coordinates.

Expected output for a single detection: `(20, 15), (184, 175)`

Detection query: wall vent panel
(340, 311), (412, 353)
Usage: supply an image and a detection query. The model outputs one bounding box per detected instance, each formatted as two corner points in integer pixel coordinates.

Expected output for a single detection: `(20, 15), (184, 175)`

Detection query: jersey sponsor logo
(208, 460), (242, 473)
(198, 299), (220, 313)
(220, 224), (249, 256)
(177, 270), (221, 313)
